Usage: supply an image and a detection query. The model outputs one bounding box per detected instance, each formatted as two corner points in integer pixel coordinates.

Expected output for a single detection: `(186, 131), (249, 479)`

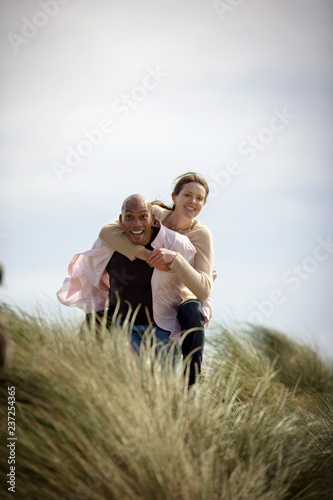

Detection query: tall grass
(0, 306), (332, 499)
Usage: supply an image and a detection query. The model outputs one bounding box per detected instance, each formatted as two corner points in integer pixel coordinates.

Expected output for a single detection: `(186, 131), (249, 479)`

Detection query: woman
(99, 172), (215, 385)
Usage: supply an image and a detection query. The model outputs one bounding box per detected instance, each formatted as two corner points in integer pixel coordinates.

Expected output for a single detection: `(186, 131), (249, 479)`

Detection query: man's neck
(144, 226), (159, 250)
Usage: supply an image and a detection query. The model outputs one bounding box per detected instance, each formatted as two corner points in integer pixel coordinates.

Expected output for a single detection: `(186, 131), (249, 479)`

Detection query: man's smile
(130, 230), (145, 239)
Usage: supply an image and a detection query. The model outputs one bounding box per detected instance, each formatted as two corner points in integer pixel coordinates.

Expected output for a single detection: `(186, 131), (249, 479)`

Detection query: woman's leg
(177, 299), (205, 386)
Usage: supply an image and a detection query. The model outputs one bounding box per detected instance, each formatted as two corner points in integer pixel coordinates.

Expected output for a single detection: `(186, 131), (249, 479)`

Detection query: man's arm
(57, 239), (111, 312)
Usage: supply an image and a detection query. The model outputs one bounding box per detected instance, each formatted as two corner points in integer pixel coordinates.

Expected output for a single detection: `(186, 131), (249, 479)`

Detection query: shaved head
(121, 194), (151, 215)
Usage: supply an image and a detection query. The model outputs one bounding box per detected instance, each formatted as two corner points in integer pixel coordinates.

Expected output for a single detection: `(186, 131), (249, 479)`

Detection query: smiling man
(57, 194), (197, 356)
(119, 194), (155, 245)
(106, 194), (166, 328)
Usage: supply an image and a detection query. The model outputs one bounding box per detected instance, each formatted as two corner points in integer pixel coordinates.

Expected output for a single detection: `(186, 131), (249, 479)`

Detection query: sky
(1, 0), (333, 358)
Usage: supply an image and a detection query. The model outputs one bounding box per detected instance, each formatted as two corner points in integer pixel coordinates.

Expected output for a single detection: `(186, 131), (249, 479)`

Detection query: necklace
(168, 214), (195, 232)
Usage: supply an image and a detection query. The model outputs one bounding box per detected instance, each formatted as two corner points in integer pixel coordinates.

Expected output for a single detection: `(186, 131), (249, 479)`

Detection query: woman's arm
(148, 224), (214, 302)
(98, 205), (170, 261)
(99, 208), (214, 301)
(99, 219), (146, 261)
(170, 225), (214, 302)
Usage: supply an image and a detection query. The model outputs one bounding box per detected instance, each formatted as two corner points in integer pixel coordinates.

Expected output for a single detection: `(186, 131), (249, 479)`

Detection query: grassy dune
(0, 306), (332, 499)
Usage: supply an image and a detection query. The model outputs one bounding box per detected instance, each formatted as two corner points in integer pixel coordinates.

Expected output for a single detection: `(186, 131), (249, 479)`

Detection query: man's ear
(119, 214), (123, 226)
(150, 211), (155, 224)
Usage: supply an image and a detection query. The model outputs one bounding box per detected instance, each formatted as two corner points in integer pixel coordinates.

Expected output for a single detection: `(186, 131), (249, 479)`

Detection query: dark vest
(106, 227), (159, 324)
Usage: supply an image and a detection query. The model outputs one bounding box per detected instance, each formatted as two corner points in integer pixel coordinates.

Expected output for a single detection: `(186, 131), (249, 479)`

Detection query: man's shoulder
(162, 224), (188, 241)
(91, 238), (109, 250)
(161, 225), (196, 252)
(75, 238), (113, 260)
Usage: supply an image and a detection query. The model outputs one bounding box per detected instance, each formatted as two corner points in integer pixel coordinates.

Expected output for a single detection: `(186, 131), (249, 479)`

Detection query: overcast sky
(1, 0), (333, 357)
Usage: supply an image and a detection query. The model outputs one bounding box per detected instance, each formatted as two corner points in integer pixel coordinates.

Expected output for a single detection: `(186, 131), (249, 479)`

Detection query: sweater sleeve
(99, 219), (143, 261)
(99, 209), (215, 301)
(98, 206), (170, 261)
(169, 224), (214, 302)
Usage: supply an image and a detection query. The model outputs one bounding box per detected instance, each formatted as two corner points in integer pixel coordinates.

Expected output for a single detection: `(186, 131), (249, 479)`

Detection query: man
(57, 195), (197, 356)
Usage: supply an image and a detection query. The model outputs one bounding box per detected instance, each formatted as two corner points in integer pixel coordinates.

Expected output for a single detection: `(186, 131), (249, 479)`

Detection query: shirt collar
(150, 218), (166, 249)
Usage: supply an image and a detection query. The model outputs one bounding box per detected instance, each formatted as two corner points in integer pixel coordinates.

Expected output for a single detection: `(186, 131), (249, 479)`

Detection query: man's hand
(147, 248), (177, 272)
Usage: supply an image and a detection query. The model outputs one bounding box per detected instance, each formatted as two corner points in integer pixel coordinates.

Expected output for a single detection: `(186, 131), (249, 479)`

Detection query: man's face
(120, 197), (154, 246)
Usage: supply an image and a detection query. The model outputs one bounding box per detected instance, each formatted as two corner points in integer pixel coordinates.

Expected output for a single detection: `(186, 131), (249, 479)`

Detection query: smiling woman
(99, 172), (215, 386)
(163, 181), (206, 231)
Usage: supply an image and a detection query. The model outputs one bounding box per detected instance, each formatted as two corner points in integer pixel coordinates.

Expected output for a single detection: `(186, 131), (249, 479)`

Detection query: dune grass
(0, 306), (332, 499)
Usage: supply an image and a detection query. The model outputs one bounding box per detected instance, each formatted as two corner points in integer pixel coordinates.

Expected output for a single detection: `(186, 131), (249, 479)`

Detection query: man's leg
(177, 299), (205, 386)
(153, 326), (179, 361)
(130, 324), (178, 361)
(130, 328), (143, 354)
(83, 310), (110, 341)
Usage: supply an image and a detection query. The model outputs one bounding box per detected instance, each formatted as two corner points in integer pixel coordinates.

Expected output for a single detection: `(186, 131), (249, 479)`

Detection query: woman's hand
(147, 248), (177, 271)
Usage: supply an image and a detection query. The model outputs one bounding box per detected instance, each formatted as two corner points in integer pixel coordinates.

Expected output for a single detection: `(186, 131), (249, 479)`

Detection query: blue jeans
(85, 311), (177, 359)
(129, 323), (177, 359)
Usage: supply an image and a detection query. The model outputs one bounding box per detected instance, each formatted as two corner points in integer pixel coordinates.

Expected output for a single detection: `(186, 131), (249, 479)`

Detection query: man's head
(119, 194), (154, 246)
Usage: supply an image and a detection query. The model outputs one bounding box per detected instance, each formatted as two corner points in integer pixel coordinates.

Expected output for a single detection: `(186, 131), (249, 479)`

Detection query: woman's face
(172, 181), (206, 220)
